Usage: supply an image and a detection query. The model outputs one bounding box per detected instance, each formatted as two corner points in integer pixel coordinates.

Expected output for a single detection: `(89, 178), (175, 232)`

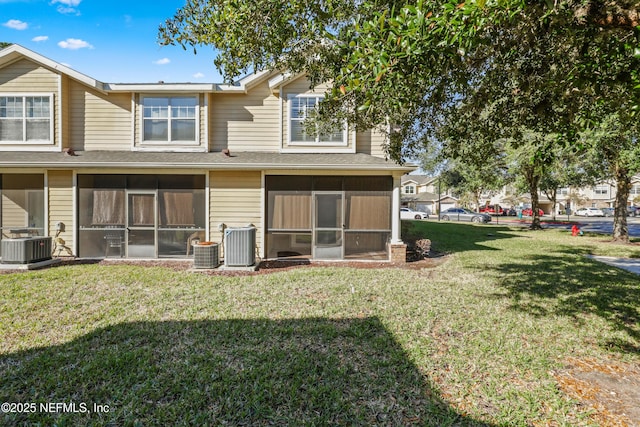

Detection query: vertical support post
(391, 173), (402, 244)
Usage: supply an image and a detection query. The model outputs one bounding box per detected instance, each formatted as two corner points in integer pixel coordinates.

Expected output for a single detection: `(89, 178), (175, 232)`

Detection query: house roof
(401, 174), (436, 186)
(402, 191), (458, 203)
(0, 151), (415, 171)
(0, 44), (272, 94)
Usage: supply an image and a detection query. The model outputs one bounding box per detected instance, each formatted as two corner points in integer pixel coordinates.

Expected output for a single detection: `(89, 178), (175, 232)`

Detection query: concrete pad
(217, 264), (259, 272)
(0, 258), (61, 271)
(587, 255), (640, 275)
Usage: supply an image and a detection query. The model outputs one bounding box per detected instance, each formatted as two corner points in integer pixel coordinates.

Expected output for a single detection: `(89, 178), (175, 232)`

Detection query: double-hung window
(289, 95), (346, 145)
(142, 96), (198, 143)
(594, 185), (608, 195)
(0, 95), (52, 144)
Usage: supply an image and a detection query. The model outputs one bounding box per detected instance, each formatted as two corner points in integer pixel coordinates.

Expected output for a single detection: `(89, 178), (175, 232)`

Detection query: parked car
(521, 208), (544, 217)
(440, 208), (491, 223)
(479, 205), (503, 215)
(574, 207), (605, 217)
(504, 207), (517, 216)
(400, 207), (429, 220)
(601, 207), (614, 217)
(628, 206), (640, 217)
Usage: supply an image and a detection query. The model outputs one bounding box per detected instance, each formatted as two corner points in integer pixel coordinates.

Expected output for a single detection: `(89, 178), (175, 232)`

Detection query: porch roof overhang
(0, 151), (416, 172)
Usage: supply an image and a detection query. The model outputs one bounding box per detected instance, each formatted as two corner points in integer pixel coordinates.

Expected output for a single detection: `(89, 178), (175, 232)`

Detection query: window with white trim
(142, 96), (198, 143)
(594, 185), (608, 195)
(289, 95), (346, 145)
(0, 95), (53, 144)
(404, 185), (415, 194)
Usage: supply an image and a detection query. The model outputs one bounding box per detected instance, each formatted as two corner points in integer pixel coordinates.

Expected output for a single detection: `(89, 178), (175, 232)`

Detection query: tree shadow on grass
(402, 221), (521, 254)
(0, 317), (492, 426)
(491, 247), (640, 354)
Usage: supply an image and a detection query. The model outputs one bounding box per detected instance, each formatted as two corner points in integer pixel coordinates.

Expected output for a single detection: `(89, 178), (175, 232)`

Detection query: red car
(479, 205), (503, 215)
(521, 208), (544, 216)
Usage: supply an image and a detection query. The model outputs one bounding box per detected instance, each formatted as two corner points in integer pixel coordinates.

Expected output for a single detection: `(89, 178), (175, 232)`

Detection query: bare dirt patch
(553, 357), (640, 427)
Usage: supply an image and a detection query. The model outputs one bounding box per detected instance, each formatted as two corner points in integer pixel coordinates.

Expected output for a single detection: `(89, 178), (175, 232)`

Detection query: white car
(574, 207), (605, 217)
(400, 207), (429, 220)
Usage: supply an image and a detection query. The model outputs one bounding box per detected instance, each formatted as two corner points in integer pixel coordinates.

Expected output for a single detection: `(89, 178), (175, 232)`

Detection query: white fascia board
(215, 70), (273, 93)
(105, 83), (216, 92)
(0, 160), (416, 172)
(0, 44), (105, 92)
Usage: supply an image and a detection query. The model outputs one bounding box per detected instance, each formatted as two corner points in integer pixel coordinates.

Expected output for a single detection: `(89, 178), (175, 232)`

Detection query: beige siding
(0, 58), (58, 91)
(281, 76), (354, 151)
(209, 171), (262, 257)
(0, 59), (60, 149)
(61, 75), (71, 149)
(48, 170), (74, 253)
(210, 82), (280, 152)
(69, 81), (131, 151)
(356, 128), (387, 158)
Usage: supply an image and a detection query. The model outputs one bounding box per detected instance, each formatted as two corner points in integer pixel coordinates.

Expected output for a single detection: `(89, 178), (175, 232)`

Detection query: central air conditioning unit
(224, 226), (256, 267)
(1, 237), (52, 264)
(193, 243), (220, 269)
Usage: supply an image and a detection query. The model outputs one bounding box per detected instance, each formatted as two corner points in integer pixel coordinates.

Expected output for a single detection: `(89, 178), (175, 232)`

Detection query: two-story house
(0, 45), (414, 263)
(401, 175), (458, 214)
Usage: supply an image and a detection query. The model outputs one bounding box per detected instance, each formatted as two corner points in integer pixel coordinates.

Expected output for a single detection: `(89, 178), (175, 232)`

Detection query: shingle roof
(0, 151), (416, 171)
(401, 174), (435, 185)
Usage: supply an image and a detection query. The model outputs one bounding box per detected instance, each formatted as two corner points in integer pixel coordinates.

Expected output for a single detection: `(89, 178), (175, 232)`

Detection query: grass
(1, 222), (639, 426)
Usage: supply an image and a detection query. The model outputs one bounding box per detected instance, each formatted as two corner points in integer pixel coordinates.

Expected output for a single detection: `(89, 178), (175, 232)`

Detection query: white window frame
(0, 93), (54, 145)
(287, 94), (347, 146)
(140, 95), (199, 145)
(404, 185), (415, 194)
(594, 185), (608, 195)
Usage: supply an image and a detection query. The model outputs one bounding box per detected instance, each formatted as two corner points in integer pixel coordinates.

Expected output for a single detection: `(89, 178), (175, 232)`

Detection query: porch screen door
(313, 192), (343, 259)
(127, 192), (156, 257)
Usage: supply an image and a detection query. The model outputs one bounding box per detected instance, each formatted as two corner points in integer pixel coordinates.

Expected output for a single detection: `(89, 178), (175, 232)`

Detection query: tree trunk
(544, 188), (558, 221)
(612, 166), (631, 243)
(530, 187), (542, 229)
(474, 190), (481, 213)
(528, 173), (543, 230)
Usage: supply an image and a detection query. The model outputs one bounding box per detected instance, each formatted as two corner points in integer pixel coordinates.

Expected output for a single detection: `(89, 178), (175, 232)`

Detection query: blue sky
(0, 0), (225, 83)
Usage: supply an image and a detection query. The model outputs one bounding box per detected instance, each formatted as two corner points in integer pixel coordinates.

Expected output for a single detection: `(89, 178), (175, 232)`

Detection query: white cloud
(3, 19), (28, 30)
(58, 38), (93, 50)
(56, 6), (79, 15)
(153, 58), (170, 65)
(51, 0), (81, 6)
(32, 36), (49, 42)
(51, 0), (81, 15)
(193, 72), (205, 79)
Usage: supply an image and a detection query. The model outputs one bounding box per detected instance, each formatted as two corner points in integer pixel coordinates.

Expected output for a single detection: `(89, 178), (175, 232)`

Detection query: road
(490, 215), (640, 237)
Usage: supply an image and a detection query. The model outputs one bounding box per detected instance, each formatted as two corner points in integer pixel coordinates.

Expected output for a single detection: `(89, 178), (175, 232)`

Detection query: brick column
(389, 243), (407, 264)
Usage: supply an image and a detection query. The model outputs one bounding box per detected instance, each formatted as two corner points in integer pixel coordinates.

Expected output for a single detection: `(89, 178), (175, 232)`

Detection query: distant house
(0, 44), (416, 262)
(407, 173), (640, 215)
(401, 175), (458, 214)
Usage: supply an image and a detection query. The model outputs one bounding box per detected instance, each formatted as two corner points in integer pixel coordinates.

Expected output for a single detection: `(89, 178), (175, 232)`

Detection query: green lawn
(1, 222), (639, 426)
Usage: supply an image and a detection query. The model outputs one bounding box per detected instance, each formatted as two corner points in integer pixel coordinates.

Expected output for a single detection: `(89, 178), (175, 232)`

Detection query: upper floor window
(0, 95), (52, 144)
(594, 185), (608, 195)
(404, 185), (415, 194)
(289, 95), (346, 145)
(142, 96), (197, 143)
(631, 184), (640, 195)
